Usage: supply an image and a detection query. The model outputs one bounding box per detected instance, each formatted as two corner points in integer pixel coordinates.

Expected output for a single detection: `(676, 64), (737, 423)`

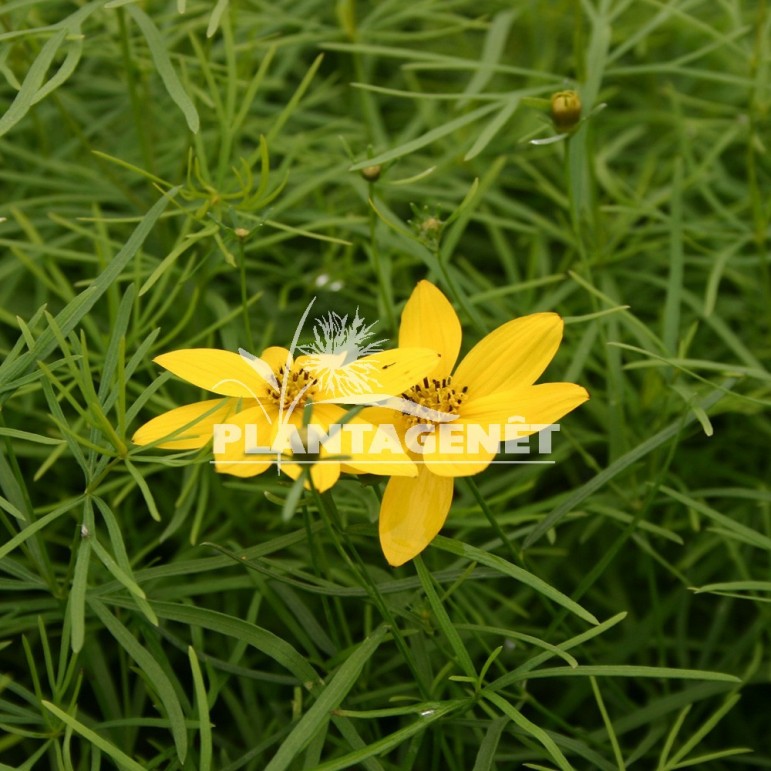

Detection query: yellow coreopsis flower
(362, 281), (589, 566)
(132, 344), (441, 492)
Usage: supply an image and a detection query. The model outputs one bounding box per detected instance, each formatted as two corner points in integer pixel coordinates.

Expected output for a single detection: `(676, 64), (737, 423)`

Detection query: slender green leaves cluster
(1, 0), (769, 768)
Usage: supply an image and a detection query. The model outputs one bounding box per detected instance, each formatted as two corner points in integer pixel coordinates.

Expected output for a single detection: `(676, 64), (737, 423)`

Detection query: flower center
(269, 365), (317, 411)
(402, 375), (468, 426)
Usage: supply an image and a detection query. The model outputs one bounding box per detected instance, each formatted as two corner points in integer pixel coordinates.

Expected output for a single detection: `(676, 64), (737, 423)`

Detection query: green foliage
(1, 0), (770, 768)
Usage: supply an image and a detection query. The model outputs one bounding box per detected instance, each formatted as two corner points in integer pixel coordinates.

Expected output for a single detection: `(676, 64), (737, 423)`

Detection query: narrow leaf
(126, 6), (200, 132)
(89, 600), (188, 763)
(41, 701), (146, 771)
(432, 536), (598, 625)
(264, 626), (389, 771)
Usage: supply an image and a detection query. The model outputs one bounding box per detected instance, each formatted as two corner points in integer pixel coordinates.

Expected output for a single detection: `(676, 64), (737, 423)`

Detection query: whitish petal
(399, 280), (461, 378)
(213, 405), (276, 478)
(379, 468), (454, 567)
(132, 399), (236, 449)
(154, 349), (271, 398)
(315, 348), (442, 402)
(454, 313), (564, 396)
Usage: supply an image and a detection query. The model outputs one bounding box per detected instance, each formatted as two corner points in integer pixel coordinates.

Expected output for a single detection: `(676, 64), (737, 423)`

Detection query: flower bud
(550, 90), (582, 133)
(408, 204), (444, 249)
(420, 216), (442, 238)
(361, 164), (382, 182)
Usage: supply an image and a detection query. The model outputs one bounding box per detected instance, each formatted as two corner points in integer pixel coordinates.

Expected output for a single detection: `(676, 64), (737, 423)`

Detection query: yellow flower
(363, 281), (589, 566)
(132, 344), (441, 492)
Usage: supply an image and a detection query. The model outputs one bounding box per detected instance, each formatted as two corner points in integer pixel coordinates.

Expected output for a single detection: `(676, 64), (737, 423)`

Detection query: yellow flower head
(132, 343), (441, 492)
(363, 281), (589, 566)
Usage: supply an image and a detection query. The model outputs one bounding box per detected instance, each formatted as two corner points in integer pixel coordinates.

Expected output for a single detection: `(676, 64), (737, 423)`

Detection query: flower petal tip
(382, 544), (419, 568)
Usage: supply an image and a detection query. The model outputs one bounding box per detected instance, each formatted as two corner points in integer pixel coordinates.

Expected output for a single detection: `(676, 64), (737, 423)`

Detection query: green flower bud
(361, 164), (382, 182)
(419, 216), (442, 238)
(550, 90), (582, 133)
(408, 204), (444, 249)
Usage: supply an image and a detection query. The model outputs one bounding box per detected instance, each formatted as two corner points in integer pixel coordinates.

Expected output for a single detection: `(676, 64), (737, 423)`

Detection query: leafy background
(1, 0), (770, 769)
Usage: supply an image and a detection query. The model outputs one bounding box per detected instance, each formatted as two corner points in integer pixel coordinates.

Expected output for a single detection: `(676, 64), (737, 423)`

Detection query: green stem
(464, 477), (520, 564)
(436, 243), (486, 337)
(368, 190), (396, 335)
(312, 487), (431, 699)
(117, 9), (154, 175)
(237, 237), (254, 351)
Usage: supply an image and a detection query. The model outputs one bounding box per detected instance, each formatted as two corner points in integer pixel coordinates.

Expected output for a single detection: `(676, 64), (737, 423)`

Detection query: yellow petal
(416, 383), (588, 476)
(399, 280), (461, 378)
(299, 402), (343, 427)
(419, 428), (497, 477)
(334, 407), (417, 476)
(275, 404), (416, 479)
(379, 467), (454, 566)
(213, 405), (276, 478)
(132, 399), (236, 449)
(340, 423), (417, 477)
(356, 406), (404, 428)
(459, 382), (589, 430)
(154, 349), (272, 398)
(268, 403), (341, 492)
(454, 313), (564, 397)
(260, 346), (292, 373)
(309, 459), (340, 492)
(281, 454), (341, 493)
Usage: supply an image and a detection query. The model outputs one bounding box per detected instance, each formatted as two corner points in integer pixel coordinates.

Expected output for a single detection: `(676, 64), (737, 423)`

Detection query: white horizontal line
(209, 460), (556, 465)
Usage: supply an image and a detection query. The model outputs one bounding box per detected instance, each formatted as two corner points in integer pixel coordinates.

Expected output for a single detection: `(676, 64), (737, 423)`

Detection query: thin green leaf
(415, 556), (476, 679)
(143, 600), (319, 685)
(524, 381), (734, 547)
(0, 190), (175, 398)
(471, 716), (508, 771)
(188, 647), (212, 771)
(42, 701), (146, 771)
(0, 499), (81, 561)
(69, 501), (92, 653)
(313, 701), (466, 771)
(264, 626), (389, 771)
(0, 29), (67, 139)
(89, 600), (188, 763)
(124, 459), (162, 522)
(496, 665), (740, 686)
(0, 428), (64, 445)
(206, 0), (230, 37)
(661, 485), (771, 552)
(666, 694), (742, 767)
(349, 102), (500, 170)
(458, 9), (518, 107)
(125, 6), (200, 132)
(483, 691), (573, 771)
(432, 535), (599, 625)
(464, 97), (520, 160)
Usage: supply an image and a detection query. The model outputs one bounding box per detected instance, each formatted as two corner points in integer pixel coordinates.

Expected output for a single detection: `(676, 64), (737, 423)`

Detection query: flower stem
(464, 476), (521, 564)
(312, 486), (431, 698)
(237, 237), (254, 351)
